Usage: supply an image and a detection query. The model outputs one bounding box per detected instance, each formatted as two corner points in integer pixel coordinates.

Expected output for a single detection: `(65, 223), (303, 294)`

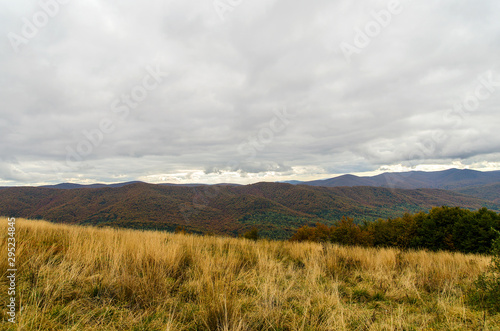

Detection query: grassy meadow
(0, 217), (499, 330)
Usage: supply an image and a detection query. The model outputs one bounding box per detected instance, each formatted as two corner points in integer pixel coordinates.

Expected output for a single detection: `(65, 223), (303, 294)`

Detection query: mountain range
(285, 168), (500, 190)
(1, 168), (499, 239)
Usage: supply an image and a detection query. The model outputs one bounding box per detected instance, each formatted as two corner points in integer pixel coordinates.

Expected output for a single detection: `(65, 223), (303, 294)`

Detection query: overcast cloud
(1, 0), (500, 186)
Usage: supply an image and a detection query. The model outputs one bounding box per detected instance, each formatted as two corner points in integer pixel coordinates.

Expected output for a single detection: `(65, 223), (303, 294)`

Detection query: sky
(1, 0), (500, 186)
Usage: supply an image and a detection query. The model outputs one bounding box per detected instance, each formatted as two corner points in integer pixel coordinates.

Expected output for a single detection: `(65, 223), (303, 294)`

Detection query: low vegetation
(471, 230), (500, 313)
(291, 206), (500, 254)
(1, 217), (499, 330)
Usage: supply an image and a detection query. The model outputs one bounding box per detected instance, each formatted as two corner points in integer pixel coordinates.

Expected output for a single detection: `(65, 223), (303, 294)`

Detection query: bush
(472, 229), (500, 313)
(243, 227), (260, 241)
(290, 207), (500, 254)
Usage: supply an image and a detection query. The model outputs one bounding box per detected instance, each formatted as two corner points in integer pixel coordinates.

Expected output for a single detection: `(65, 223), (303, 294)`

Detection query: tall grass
(0, 218), (498, 330)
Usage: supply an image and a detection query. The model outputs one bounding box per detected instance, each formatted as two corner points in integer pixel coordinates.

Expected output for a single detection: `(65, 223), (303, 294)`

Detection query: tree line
(290, 206), (500, 254)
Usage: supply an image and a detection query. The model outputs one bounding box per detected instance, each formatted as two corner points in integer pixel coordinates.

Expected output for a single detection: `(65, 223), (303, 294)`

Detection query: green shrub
(243, 227), (260, 241)
(472, 229), (500, 313)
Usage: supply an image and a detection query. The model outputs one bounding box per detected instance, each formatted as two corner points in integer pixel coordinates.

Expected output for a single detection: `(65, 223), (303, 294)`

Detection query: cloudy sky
(1, 0), (500, 186)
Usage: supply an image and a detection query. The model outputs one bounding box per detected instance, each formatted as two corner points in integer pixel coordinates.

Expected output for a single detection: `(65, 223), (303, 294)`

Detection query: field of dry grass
(0, 217), (499, 330)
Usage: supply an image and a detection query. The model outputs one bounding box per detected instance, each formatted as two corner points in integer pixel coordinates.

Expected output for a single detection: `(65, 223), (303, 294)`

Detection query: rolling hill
(454, 183), (500, 203)
(38, 181), (238, 189)
(290, 168), (500, 190)
(1, 182), (498, 239)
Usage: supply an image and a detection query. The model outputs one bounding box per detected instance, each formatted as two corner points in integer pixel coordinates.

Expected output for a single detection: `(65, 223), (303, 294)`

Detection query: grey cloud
(1, 0), (500, 185)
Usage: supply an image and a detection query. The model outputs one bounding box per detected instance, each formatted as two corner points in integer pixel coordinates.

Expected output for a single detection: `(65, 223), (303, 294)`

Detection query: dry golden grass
(0, 217), (499, 330)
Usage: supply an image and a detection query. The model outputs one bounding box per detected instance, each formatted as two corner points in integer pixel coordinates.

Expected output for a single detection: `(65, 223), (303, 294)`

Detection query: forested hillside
(0, 182), (498, 239)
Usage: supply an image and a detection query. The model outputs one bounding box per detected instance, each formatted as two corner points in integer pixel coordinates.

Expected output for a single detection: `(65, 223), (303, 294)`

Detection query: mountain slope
(453, 183), (500, 203)
(301, 168), (500, 190)
(0, 182), (498, 239)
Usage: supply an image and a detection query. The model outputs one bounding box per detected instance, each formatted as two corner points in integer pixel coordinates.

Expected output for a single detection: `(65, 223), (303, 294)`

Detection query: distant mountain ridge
(286, 168), (500, 190)
(2, 168), (497, 192)
(40, 181), (144, 189)
(39, 182), (242, 189)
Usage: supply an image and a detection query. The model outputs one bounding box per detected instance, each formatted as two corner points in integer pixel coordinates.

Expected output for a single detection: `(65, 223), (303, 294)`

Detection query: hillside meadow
(0, 217), (499, 330)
